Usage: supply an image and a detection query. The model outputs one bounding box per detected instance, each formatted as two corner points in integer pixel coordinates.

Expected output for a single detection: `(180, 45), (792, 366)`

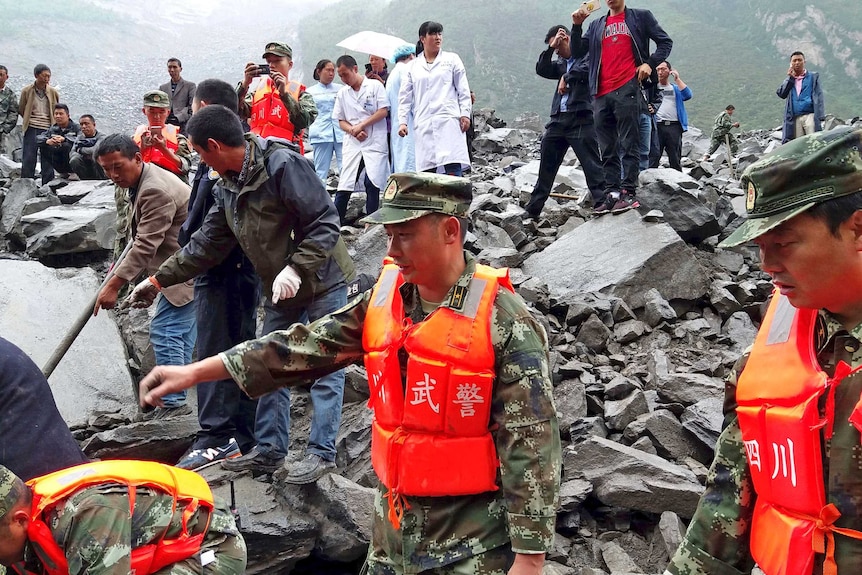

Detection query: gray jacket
(159, 78), (196, 126)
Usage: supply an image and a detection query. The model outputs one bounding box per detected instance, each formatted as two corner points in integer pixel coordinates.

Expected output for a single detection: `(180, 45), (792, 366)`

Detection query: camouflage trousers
(152, 517), (247, 575)
(707, 132), (738, 156)
(364, 544), (514, 575)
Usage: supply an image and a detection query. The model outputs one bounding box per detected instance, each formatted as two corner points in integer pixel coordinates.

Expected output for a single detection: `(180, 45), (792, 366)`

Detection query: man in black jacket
(173, 79), (261, 471)
(525, 25), (605, 220)
(571, 0), (672, 213)
(36, 103), (79, 185)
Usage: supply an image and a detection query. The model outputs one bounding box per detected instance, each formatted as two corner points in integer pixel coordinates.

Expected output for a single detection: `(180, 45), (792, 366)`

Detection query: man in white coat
(332, 54), (390, 223)
(397, 20), (472, 176)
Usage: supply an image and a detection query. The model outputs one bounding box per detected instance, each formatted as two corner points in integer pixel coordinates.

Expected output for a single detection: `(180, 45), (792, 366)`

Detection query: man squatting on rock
(133, 172), (561, 575)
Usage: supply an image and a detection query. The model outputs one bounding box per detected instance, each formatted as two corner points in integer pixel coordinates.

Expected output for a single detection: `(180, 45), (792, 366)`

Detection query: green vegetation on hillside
(298, 0), (862, 130)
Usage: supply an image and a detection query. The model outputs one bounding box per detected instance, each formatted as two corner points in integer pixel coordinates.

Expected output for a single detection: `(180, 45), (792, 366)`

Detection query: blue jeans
(312, 140), (343, 183)
(149, 295), (197, 407)
(638, 113), (653, 171)
(255, 285), (348, 461)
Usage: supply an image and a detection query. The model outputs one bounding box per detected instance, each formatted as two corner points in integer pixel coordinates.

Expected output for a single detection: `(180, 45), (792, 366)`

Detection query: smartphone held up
(581, 0), (601, 13)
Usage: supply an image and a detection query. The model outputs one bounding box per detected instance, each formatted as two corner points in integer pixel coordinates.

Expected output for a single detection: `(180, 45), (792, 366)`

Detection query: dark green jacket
(155, 134), (354, 306)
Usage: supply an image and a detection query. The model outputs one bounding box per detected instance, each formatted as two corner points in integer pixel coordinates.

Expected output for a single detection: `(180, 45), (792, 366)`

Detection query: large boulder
(0, 178), (39, 244)
(0, 260), (135, 427)
(564, 436), (704, 518)
(20, 181), (117, 257)
(522, 211), (710, 309)
(636, 169), (721, 243)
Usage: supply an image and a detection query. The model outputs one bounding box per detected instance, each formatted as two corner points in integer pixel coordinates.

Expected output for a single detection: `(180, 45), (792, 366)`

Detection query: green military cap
(720, 126), (862, 247)
(262, 42), (292, 59)
(0, 464), (26, 521)
(360, 172), (473, 225)
(142, 90), (171, 108)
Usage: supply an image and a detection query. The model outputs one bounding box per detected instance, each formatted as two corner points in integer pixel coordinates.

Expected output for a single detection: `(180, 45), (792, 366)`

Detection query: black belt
(657, 120), (680, 126)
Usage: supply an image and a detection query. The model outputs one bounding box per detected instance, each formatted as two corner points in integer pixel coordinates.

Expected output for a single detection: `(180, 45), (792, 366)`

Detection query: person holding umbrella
(397, 21), (472, 176)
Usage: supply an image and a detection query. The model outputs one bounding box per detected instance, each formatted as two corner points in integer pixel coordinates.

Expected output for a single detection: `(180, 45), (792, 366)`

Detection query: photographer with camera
(237, 42), (318, 153)
(131, 90), (192, 183)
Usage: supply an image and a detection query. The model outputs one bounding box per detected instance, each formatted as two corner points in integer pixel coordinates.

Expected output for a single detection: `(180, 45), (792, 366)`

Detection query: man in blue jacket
(649, 61), (691, 171)
(525, 24), (605, 220)
(571, 0), (672, 213)
(776, 51), (825, 144)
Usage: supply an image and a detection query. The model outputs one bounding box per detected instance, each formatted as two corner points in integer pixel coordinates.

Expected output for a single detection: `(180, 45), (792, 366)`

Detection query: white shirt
(333, 77), (390, 190)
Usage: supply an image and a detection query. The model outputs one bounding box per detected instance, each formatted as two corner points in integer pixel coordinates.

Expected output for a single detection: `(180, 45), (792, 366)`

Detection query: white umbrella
(337, 31), (410, 60)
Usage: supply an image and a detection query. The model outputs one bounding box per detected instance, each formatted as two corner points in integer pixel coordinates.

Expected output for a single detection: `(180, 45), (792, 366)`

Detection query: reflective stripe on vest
(250, 78), (305, 152)
(26, 460), (214, 575)
(133, 124), (182, 176)
(736, 291), (862, 575)
(362, 260), (514, 527)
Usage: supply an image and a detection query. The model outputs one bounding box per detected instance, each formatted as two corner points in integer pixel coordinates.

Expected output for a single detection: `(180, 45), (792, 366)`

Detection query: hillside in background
(298, 0), (862, 130)
(0, 0), (859, 133)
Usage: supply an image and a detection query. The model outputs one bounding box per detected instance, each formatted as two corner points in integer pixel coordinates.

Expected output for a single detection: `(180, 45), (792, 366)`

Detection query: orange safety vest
(21, 460), (214, 575)
(362, 260), (514, 528)
(736, 292), (862, 575)
(133, 124), (183, 176)
(250, 78), (305, 152)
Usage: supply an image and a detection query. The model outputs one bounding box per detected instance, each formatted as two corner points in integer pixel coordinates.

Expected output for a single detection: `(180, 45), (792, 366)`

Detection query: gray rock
(641, 288), (677, 327)
(0, 178), (39, 241)
(477, 246), (524, 268)
(658, 511), (687, 559)
(472, 128), (527, 154)
(636, 174), (721, 243)
(21, 203), (117, 257)
(347, 224), (388, 278)
(272, 472), (374, 562)
(722, 311), (758, 353)
(604, 390), (650, 431)
(681, 397), (724, 452)
(208, 471), (317, 574)
(21, 194), (62, 217)
(523, 211), (710, 309)
(54, 180), (106, 204)
(709, 281), (742, 316)
(556, 380), (588, 437)
(0, 154), (21, 178)
(81, 414), (199, 461)
(564, 436), (704, 517)
(599, 539), (644, 574)
(0, 260), (135, 427)
(604, 374), (640, 400)
(657, 372), (724, 406)
(570, 416), (609, 443)
(630, 436), (658, 456)
(577, 314), (612, 352)
(559, 479), (594, 511)
(613, 319), (646, 344)
(643, 410), (710, 463)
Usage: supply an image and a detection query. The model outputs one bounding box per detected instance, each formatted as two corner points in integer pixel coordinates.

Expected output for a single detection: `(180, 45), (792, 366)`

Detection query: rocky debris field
(2, 112), (862, 574)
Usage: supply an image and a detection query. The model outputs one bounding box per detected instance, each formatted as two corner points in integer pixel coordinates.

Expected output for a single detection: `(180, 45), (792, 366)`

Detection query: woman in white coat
(387, 44), (417, 173)
(306, 59), (345, 183)
(397, 21), (472, 176)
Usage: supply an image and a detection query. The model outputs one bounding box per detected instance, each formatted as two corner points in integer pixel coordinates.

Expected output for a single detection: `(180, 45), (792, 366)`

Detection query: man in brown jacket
(18, 64), (59, 180)
(93, 133), (196, 418)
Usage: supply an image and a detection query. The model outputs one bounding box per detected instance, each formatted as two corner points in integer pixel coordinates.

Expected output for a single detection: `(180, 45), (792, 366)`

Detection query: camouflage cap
(0, 464), (26, 521)
(142, 90), (171, 108)
(360, 172), (472, 225)
(262, 42), (292, 59)
(720, 126), (862, 247)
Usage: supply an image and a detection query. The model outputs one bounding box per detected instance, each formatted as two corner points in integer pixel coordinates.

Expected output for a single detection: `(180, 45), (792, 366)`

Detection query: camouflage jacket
(667, 309), (862, 575)
(0, 86), (18, 135)
(711, 110), (734, 140)
(237, 80), (318, 131)
(14, 485), (239, 575)
(221, 253), (561, 572)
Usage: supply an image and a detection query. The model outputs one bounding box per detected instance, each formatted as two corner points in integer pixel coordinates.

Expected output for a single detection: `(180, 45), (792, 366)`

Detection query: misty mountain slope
(298, 0), (862, 130)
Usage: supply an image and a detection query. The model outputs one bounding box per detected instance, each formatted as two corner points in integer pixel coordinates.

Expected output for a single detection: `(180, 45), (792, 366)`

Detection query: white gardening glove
(271, 266), (302, 304)
(128, 277), (161, 308)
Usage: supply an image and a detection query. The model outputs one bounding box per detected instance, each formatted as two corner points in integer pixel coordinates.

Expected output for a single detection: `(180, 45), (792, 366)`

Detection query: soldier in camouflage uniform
(0, 464), (246, 574)
(0, 66), (18, 143)
(704, 104), (739, 160)
(136, 172), (562, 575)
(666, 126), (862, 575)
